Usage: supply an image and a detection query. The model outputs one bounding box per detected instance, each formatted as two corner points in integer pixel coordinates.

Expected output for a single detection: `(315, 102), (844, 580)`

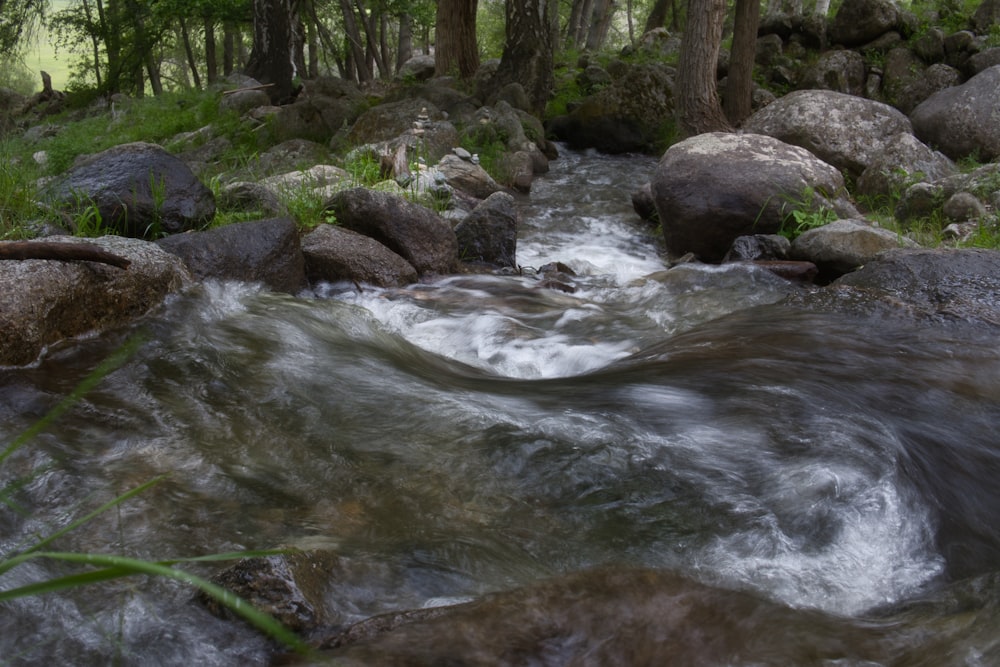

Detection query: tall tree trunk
(96, 0), (121, 93)
(724, 0), (759, 126)
(564, 0), (587, 48)
(396, 11), (413, 71)
(434, 0), (479, 78)
(355, 0), (387, 78)
(675, 0), (732, 137)
(643, 0), (670, 32)
(584, 0), (615, 51)
(223, 22), (236, 75)
(307, 9), (318, 77)
(490, 0), (557, 116)
(205, 17), (218, 83)
(339, 0), (372, 81)
(246, 0), (296, 103)
(180, 18), (202, 89)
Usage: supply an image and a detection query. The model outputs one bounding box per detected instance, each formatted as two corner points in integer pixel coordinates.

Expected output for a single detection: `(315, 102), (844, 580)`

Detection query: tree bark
(0, 242), (131, 269)
(434, 0), (479, 78)
(205, 17), (218, 83)
(396, 11), (413, 71)
(490, 0), (558, 116)
(675, 0), (732, 137)
(724, 0), (759, 126)
(180, 17), (202, 90)
(339, 0), (372, 82)
(643, 0), (670, 32)
(584, 0), (616, 51)
(246, 0), (296, 103)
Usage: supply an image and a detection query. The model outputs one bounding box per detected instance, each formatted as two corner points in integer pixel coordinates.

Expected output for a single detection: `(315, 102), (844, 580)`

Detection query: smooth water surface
(1, 148), (999, 666)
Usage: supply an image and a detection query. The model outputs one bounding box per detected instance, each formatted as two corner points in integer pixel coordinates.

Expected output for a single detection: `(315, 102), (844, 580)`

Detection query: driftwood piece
(0, 241), (131, 269)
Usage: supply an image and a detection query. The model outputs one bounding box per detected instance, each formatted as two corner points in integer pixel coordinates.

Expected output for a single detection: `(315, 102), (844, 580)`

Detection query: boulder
(302, 224), (418, 287)
(217, 181), (288, 217)
(220, 88), (271, 114)
(156, 217), (307, 293)
(546, 62), (675, 154)
(798, 50), (866, 96)
(324, 188), (458, 275)
(829, 0), (901, 47)
(743, 89), (913, 177)
(790, 219), (917, 280)
(256, 139), (333, 176)
(396, 54), (436, 82)
(0, 236), (190, 366)
(266, 77), (368, 144)
(43, 142), (216, 238)
(877, 47), (963, 115)
(651, 132), (857, 262)
(856, 132), (957, 200)
(833, 248), (1000, 324)
(454, 192), (518, 269)
(895, 162), (1000, 223)
(910, 65), (1000, 162)
(435, 154), (504, 200)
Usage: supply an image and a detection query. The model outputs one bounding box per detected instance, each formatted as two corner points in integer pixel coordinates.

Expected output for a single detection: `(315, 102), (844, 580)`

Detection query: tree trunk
(643, 0), (670, 32)
(434, 0), (479, 78)
(490, 0), (557, 116)
(223, 22), (236, 75)
(584, 0), (616, 51)
(205, 17), (218, 84)
(675, 0), (732, 137)
(813, 0), (831, 15)
(339, 0), (372, 81)
(724, 0), (759, 126)
(396, 11), (413, 71)
(246, 0), (296, 103)
(80, 0), (104, 89)
(355, 0), (387, 78)
(180, 18), (202, 89)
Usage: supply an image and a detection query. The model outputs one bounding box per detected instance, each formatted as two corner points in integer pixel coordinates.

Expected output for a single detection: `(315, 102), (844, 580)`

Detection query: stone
(942, 192), (988, 221)
(829, 0), (901, 47)
(856, 132), (957, 200)
(910, 65), (1000, 162)
(435, 154), (504, 200)
(454, 192), (518, 269)
(156, 217), (307, 293)
(743, 89), (912, 177)
(790, 219), (917, 280)
(324, 187), (458, 275)
(43, 142), (216, 238)
(0, 236), (190, 366)
(651, 132), (857, 262)
(302, 224), (417, 287)
(798, 49), (867, 96)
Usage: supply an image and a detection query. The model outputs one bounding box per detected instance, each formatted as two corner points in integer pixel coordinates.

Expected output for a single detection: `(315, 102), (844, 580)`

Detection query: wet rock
(911, 65), (1000, 162)
(833, 248), (1000, 326)
(790, 219), (918, 281)
(630, 183), (659, 223)
(651, 132), (857, 263)
(0, 236), (190, 366)
(723, 234), (791, 262)
(743, 89), (913, 178)
(324, 188), (458, 276)
(43, 142), (216, 238)
(156, 217), (307, 293)
(310, 567), (886, 666)
(454, 192), (518, 269)
(302, 224), (418, 287)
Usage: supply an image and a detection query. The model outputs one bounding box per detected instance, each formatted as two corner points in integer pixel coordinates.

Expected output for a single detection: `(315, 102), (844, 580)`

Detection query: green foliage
(0, 142), (42, 239)
(0, 337), (311, 658)
(773, 187), (840, 240)
(0, 55), (37, 96)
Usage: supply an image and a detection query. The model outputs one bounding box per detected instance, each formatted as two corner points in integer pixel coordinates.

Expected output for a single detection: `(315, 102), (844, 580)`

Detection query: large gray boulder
(856, 132), (957, 200)
(651, 132), (857, 262)
(910, 65), (1000, 162)
(435, 154), (505, 200)
(302, 224), (418, 287)
(454, 191), (519, 269)
(324, 188), (458, 275)
(829, 0), (901, 47)
(44, 142), (216, 239)
(156, 217), (307, 293)
(743, 89), (913, 178)
(0, 236), (190, 366)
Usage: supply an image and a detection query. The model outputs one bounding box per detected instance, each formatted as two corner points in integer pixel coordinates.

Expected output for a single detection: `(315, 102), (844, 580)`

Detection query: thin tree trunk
(223, 22), (236, 75)
(355, 0), (387, 78)
(205, 17), (218, 83)
(180, 17), (202, 89)
(80, 0), (104, 89)
(339, 0), (372, 81)
(724, 0), (759, 126)
(307, 8), (318, 76)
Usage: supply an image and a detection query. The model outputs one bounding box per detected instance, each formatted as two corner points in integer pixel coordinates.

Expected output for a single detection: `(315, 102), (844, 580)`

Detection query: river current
(1, 148), (999, 665)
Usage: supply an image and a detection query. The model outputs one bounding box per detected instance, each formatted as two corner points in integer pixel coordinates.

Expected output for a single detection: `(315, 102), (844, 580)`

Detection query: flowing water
(2, 148), (1000, 666)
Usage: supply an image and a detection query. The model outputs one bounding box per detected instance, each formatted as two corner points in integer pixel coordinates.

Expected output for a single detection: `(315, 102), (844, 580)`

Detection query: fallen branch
(221, 83), (275, 96)
(0, 241), (131, 269)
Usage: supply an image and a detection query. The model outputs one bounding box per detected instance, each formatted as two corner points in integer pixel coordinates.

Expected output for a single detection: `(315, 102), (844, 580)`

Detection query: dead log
(0, 241), (131, 269)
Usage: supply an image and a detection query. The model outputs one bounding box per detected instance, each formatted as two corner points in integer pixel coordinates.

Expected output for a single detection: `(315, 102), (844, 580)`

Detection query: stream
(1, 148), (999, 666)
